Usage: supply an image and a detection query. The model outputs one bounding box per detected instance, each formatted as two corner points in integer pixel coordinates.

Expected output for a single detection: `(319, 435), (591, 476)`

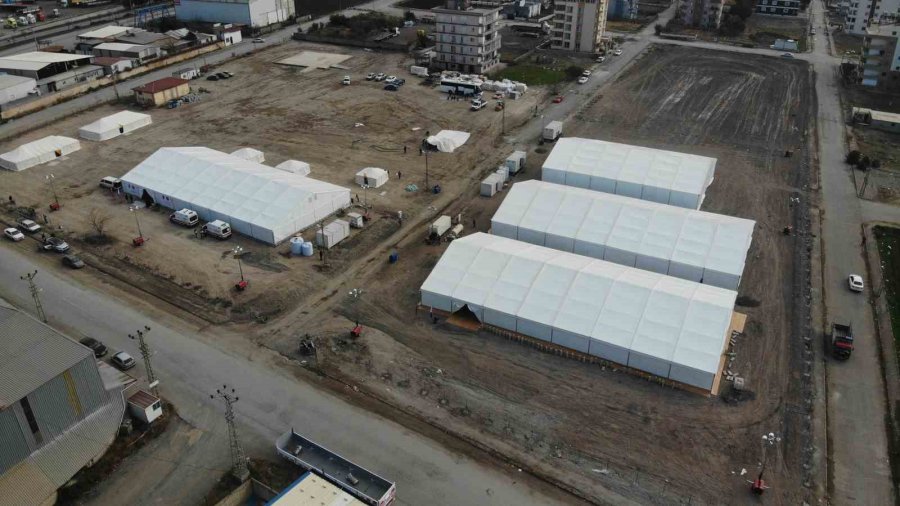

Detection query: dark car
(384, 84), (399, 91)
(111, 351), (136, 370)
(395, 78), (406, 86)
(206, 75), (219, 81)
(79, 337), (108, 358)
(216, 72), (231, 79)
(41, 236), (70, 253)
(62, 254), (85, 269)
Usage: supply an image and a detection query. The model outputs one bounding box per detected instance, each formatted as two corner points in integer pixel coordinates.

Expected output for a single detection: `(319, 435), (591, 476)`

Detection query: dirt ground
(0, 41), (539, 322)
(260, 44), (816, 505)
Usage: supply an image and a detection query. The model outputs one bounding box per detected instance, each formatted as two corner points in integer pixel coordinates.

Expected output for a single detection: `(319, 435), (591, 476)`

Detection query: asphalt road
(0, 242), (575, 505)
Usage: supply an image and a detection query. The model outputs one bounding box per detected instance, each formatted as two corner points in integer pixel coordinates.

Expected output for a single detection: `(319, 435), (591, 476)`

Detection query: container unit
(355, 167), (389, 188)
(542, 121), (562, 141)
(429, 215), (452, 237)
(346, 212), (365, 228)
(316, 219), (350, 249)
(505, 151), (526, 174)
(480, 173), (502, 197)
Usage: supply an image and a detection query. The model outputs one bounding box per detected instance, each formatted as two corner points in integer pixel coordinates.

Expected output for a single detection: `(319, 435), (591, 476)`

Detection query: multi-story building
(551, 0), (609, 53)
(432, 0), (502, 74)
(755, 0), (801, 16)
(842, 0), (900, 35)
(0, 300), (127, 506)
(861, 23), (900, 87)
(677, 0), (725, 30)
(607, 0), (638, 20)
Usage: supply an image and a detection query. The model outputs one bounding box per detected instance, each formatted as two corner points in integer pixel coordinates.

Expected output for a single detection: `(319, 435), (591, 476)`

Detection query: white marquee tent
(542, 138), (716, 209)
(231, 147), (265, 163)
(121, 147), (350, 244)
(78, 111), (152, 141)
(420, 233), (737, 391)
(492, 181), (755, 290)
(0, 136), (81, 171)
(275, 159), (310, 176)
(355, 167), (389, 188)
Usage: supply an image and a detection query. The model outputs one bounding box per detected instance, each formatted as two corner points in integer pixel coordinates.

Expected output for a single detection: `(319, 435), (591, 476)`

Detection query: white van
(202, 220), (232, 239)
(170, 209), (199, 227)
(99, 176), (122, 190)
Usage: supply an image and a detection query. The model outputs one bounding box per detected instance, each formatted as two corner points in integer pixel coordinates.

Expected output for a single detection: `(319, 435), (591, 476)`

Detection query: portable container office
(355, 167), (389, 188)
(505, 151), (526, 174)
(542, 121), (562, 141)
(316, 219), (350, 249)
(480, 174), (501, 197)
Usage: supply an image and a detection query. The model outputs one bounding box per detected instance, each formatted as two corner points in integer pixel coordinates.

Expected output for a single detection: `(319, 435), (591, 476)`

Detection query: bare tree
(88, 208), (111, 238)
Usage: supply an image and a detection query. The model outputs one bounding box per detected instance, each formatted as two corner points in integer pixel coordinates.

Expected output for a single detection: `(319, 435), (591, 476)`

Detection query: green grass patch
(875, 226), (900, 359)
(490, 65), (567, 86)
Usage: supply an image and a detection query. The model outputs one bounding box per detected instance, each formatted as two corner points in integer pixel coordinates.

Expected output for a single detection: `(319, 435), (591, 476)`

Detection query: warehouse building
(120, 147), (351, 244)
(542, 137), (716, 209)
(175, 0), (296, 29)
(132, 77), (190, 107)
(0, 300), (126, 506)
(92, 43), (161, 64)
(491, 181), (755, 290)
(0, 74), (37, 104)
(420, 233), (738, 392)
(0, 52), (101, 92)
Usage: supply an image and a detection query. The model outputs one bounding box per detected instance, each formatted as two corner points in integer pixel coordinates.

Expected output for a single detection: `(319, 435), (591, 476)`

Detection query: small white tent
(0, 136), (80, 171)
(275, 159), (311, 176)
(230, 147), (265, 163)
(355, 167), (389, 188)
(78, 111), (152, 141)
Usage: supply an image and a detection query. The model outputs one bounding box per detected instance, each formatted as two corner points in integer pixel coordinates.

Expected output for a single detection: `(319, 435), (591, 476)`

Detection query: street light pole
(20, 270), (46, 323)
(233, 246), (244, 282)
(130, 205), (143, 239)
(424, 149), (429, 192)
(46, 174), (59, 207)
(348, 288), (363, 326)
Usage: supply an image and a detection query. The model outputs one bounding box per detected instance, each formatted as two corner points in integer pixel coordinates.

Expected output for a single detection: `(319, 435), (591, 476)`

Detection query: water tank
(290, 236), (304, 256)
(301, 241), (314, 257)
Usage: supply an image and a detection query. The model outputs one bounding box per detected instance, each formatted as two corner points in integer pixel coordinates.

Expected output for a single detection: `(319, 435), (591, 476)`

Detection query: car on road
(552, 95), (564, 103)
(79, 337), (108, 358)
(41, 236), (70, 253)
(252, 37), (265, 43)
(17, 218), (40, 233)
(4, 227), (24, 241)
(613, 49), (623, 56)
(366, 72), (375, 80)
(375, 73), (386, 81)
(596, 56), (605, 63)
(384, 83), (399, 91)
(848, 274), (864, 292)
(111, 351), (136, 370)
(577, 76), (589, 84)
(342, 76), (351, 85)
(781, 52), (794, 58)
(62, 254), (85, 269)
(582, 70), (592, 77)
(216, 72), (231, 79)
(206, 74), (219, 81)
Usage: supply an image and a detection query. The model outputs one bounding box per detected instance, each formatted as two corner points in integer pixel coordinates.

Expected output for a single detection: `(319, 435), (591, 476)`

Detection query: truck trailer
(831, 322), (853, 360)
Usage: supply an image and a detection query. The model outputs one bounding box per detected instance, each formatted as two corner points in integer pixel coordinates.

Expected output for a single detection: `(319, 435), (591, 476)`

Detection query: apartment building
(551, 0), (609, 53)
(677, 0), (725, 29)
(843, 0), (900, 35)
(433, 0), (502, 74)
(861, 23), (900, 87)
(608, 0), (638, 20)
(755, 0), (801, 16)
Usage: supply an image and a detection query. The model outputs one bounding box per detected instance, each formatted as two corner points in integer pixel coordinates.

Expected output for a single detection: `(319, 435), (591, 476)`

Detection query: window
(20, 397), (42, 443)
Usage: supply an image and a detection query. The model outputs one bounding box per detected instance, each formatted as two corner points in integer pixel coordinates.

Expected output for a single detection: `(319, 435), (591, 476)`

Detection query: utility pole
(349, 288), (363, 326)
(20, 270), (46, 323)
(317, 222), (328, 266)
(752, 432), (781, 495)
(424, 149), (430, 192)
(130, 205), (143, 240)
(233, 246), (245, 282)
(46, 174), (59, 209)
(211, 385), (250, 482)
(128, 325), (158, 394)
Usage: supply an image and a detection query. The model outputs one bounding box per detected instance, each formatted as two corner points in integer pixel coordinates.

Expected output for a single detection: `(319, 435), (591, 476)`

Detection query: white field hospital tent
(492, 181), (755, 290)
(275, 159), (310, 176)
(355, 167), (389, 188)
(78, 111), (152, 141)
(121, 147), (350, 244)
(0, 136), (80, 171)
(542, 138), (716, 209)
(230, 147), (265, 163)
(420, 233), (737, 392)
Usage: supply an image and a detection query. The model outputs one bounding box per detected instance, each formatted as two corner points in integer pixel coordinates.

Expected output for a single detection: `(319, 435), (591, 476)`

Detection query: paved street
(0, 245), (574, 505)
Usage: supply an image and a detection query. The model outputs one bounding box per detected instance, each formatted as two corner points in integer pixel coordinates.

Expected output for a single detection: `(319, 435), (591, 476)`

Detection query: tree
(564, 65), (585, 80)
(720, 14), (746, 37)
(858, 155), (871, 170)
(88, 208), (110, 238)
(416, 29), (429, 48)
(404, 11), (416, 22)
(846, 150), (862, 165)
(654, 24), (663, 36)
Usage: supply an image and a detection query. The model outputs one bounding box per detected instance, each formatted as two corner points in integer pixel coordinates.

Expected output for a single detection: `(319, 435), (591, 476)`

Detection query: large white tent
(275, 159), (310, 176)
(355, 167), (389, 188)
(420, 233), (737, 391)
(0, 136), (80, 171)
(492, 181), (755, 290)
(542, 138), (716, 209)
(78, 111), (152, 141)
(121, 147), (350, 244)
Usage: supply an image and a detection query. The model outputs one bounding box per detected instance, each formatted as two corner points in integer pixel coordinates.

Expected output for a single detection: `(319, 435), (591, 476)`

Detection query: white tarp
(78, 111), (152, 141)
(426, 130), (470, 153)
(420, 233), (737, 391)
(355, 167), (389, 188)
(120, 147), (351, 245)
(275, 159), (310, 176)
(230, 147), (265, 163)
(0, 136), (81, 171)
(542, 138), (716, 209)
(492, 181), (755, 290)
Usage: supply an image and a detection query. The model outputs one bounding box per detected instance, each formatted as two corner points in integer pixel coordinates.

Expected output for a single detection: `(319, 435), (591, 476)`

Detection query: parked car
(596, 56), (605, 63)
(375, 73), (386, 81)
(62, 254), (85, 269)
(4, 227), (24, 241)
(206, 74), (219, 81)
(577, 76), (589, 84)
(252, 37), (265, 43)
(613, 49), (623, 56)
(366, 72), (375, 80)
(17, 218), (40, 233)
(41, 236), (70, 253)
(222, 71), (234, 77)
(111, 351), (136, 370)
(216, 72), (230, 79)
(385, 75), (397, 83)
(79, 337), (108, 358)
(848, 274), (864, 292)
(342, 76), (351, 85)
(552, 95), (564, 103)
(781, 52), (794, 58)
(582, 70), (592, 77)
(394, 78), (405, 86)
(384, 83), (399, 91)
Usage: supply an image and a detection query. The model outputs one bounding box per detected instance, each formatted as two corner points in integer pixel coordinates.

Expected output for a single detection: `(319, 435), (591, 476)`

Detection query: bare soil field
(261, 44), (816, 505)
(0, 41), (539, 322)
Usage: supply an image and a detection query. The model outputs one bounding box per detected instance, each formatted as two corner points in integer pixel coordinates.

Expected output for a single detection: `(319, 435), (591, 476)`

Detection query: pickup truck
(831, 322), (854, 360)
(470, 99), (486, 111)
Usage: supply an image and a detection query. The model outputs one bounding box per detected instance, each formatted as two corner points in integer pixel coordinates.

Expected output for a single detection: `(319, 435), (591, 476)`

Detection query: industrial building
(541, 137), (716, 210)
(91, 56), (134, 75)
(491, 180), (755, 290)
(420, 233), (738, 392)
(551, 0), (609, 52)
(120, 147), (351, 244)
(0, 300), (126, 506)
(92, 43), (161, 64)
(432, 0), (502, 74)
(77, 24), (131, 41)
(132, 77), (190, 107)
(175, 0), (296, 29)
(0, 51), (101, 92)
(0, 74), (36, 105)
(79, 111), (153, 141)
(268, 472), (366, 505)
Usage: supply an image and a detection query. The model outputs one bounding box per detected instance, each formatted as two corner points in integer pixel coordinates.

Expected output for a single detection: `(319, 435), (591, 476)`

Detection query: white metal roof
(0, 135), (81, 171)
(492, 181), (754, 290)
(421, 233), (736, 385)
(78, 25), (130, 40)
(78, 111), (152, 141)
(93, 42), (148, 52)
(542, 138), (716, 209)
(0, 52), (92, 71)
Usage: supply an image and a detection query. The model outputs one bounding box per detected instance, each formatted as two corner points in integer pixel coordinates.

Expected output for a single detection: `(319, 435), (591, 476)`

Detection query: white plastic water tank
(290, 236), (304, 256)
(301, 241), (314, 257)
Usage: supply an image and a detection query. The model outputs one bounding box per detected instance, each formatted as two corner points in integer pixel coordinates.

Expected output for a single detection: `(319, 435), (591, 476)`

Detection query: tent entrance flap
(446, 304), (482, 331)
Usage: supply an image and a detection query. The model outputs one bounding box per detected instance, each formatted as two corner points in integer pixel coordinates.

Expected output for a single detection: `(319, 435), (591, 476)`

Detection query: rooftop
(92, 56), (132, 66)
(77, 25), (131, 40)
(269, 472), (366, 506)
(93, 42), (149, 52)
(0, 74), (36, 89)
(132, 76), (188, 93)
(0, 52), (92, 71)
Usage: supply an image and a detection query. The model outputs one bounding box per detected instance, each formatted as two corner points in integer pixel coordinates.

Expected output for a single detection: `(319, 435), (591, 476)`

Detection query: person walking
(403, 145), (407, 154)
(397, 171), (402, 179)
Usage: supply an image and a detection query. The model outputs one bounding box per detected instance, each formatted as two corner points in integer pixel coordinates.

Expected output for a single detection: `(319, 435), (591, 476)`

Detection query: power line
(211, 385), (249, 482)
(128, 326), (157, 396)
(20, 270), (46, 323)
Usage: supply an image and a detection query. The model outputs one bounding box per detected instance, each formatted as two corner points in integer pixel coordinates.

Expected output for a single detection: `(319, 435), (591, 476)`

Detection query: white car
(577, 76), (589, 84)
(341, 76), (351, 85)
(3, 227), (24, 241)
(596, 56), (605, 63)
(17, 218), (40, 233)
(582, 70), (592, 77)
(613, 49), (623, 56)
(848, 274), (864, 292)
(374, 73), (386, 81)
(385, 75), (397, 83)
(366, 72), (375, 80)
